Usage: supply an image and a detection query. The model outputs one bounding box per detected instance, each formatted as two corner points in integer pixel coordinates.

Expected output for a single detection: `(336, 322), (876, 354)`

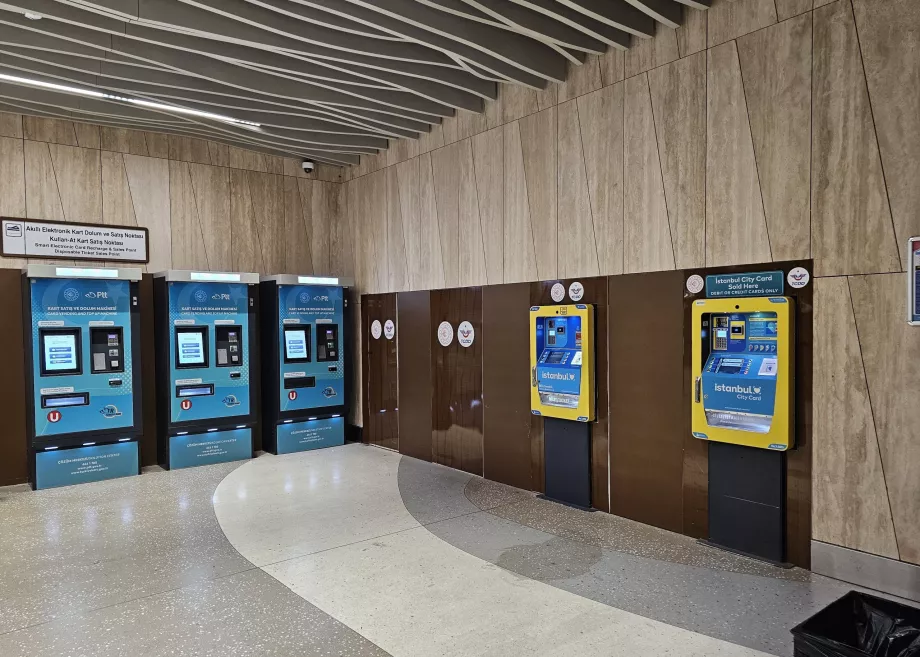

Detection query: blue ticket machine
(23, 265), (143, 490)
(260, 275), (349, 454)
(153, 270), (259, 470)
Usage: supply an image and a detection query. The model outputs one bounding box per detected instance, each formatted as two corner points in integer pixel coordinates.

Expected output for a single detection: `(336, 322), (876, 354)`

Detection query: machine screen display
(43, 333), (79, 373)
(284, 328), (310, 362)
(177, 331), (206, 366)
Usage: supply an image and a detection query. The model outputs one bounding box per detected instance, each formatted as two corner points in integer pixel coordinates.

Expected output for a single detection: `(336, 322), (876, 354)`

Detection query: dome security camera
(302, 160), (315, 173)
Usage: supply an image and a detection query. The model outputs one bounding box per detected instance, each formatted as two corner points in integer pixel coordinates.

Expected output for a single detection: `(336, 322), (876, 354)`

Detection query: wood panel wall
(347, 0), (920, 572)
(362, 294), (398, 451)
(396, 291), (433, 462)
(430, 288), (483, 476)
(0, 114), (344, 276)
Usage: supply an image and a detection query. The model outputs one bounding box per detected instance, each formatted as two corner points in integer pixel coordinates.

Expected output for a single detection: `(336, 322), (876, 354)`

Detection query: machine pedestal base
(544, 417), (591, 508)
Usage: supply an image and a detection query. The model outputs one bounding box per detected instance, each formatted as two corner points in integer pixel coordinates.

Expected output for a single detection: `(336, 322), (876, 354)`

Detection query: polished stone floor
(0, 443), (863, 656)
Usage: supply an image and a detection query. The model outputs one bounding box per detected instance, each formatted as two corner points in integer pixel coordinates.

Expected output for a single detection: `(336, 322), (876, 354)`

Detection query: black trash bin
(791, 591), (920, 657)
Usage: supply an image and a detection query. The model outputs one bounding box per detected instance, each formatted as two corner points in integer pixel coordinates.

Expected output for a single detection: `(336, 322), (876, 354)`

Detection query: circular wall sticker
(787, 267), (810, 289)
(457, 321), (475, 348)
(371, 319), (382, 340)
(568, 281), (584, 301)
(550, 283), (565, 303)
(437, 321), (454, 347)
(384, 319), (395, 340)
(686, 274), (704, 294)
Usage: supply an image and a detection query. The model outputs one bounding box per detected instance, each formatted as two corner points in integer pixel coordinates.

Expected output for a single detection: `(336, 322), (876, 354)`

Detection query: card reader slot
(41, 392), (90, 409)
(283, 376), (316, 390)
(176, 384), (215, 398)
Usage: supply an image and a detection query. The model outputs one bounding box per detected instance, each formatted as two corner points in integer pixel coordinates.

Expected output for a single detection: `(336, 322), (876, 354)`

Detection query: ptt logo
(314, 295), (330, 302)
(63, 288), (80, 302)
(322, 386), (337, 399)
(193, 289), (208, 303)
(714, 383), (761, 394)
(222, 395), (241, 408)
(85, 291), (109, 299)
(99, 404), (122, 419)
(212, 293), (231, 301)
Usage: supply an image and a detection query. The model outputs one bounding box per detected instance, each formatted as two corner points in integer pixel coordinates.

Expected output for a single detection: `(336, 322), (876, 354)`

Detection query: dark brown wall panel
(140, 274), (158, 468)
(609, 271), (686, 533)
(0, 269), (27, 486)
(361, 294), (398, 450)
(430, 288), (483, 476)
(531, 278), (609, 511)
(482, 283), (532, 490)
(396, 290), (432, 462)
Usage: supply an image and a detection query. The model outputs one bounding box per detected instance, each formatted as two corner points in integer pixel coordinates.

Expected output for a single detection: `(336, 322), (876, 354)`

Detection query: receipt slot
(530, 304), (596, 507)
(154, 271), (259, 470)
(691, 297), (794, 451)
(23, 265), (143, 490)
(260, 276), (348, 454)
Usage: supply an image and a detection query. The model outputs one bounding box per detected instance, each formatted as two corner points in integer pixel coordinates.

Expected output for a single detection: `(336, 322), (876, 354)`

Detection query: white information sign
(2, 219), (148, 263)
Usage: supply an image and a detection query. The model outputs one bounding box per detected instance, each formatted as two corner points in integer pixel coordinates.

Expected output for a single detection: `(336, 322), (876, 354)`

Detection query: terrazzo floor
(0, 443), (862, 656)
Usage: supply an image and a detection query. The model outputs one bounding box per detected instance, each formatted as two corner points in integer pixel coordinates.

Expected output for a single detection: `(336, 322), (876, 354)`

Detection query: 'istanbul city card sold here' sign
(2, 218), (149, 263)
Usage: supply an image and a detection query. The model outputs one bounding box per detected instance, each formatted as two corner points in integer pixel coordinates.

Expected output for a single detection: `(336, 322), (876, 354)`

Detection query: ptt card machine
(23, 265), (143, 489)
(530, 304), (595, 422)
(691, 297), (794, 450)
(259, 275), (349, 454)
(154, 270), (259, 470)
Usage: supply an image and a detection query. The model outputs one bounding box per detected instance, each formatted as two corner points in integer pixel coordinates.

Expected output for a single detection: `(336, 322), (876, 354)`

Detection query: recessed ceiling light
(24, 12), (42, 20)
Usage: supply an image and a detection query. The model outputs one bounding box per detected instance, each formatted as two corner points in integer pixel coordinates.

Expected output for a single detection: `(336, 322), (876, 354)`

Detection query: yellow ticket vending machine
(530, 304), (595, 423)
(691, 297), (794, 451)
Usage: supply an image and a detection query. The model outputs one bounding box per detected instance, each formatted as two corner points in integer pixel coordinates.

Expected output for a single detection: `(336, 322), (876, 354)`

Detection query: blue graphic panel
(278, 285), (344, 412)
(534, 315), (583, 407)
(35, 442), (138, 489)
(30, 278), (135, 436)
(169, 428), (252, 469)
(701, 312), (779, 434)
(276, 417), (345, 454)
(168, 282), (251, 423)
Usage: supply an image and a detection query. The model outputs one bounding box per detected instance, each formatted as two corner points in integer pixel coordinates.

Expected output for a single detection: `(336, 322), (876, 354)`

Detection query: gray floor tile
(396, 456), (479, 525)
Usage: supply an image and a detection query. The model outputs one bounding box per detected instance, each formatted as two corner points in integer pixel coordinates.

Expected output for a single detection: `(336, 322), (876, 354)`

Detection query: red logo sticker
(47, 410), (62, 423)
(180, 399), (192, 411)
(288, 391), (298, 401)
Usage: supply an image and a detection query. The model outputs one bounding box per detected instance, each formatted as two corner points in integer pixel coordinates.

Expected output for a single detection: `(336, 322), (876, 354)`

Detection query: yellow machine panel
(691, 297), (794, 450)
(530, 304), (595, 422)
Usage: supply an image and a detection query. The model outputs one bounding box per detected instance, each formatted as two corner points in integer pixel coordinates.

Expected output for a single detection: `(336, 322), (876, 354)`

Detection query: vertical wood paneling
(123, 155), (171, 272)
(812, 277), (899, 559)
(47, 144), (102, 224)
(144, 132), (169, 159)
(518, 109), (557, 281)
(169, 160), (209, 269)
(502, 122), (539, 283)
(470, 128), (504, 285)
(707, 0), (778, 47)
(396, 158), (422, 289)
(283, 175), (314, 275)
(101, 152), (138, 228)
(0, 137), (26, 269)
(812, 0), (900, 276)
(330, 178), (354, 281)
(365, 169), (389, 293)
(168, 136), (211, 165)
(624, 74), (675, 274)
(248, 172), (286, 274)
(397, 290), (432, 462)
(309, 181), (335, 274)
(73, 123), (100, 150)
(738, 14), (813, 262)
(24, 140), (65, 222)
(385, 166), (409, 292)
(430, 288), (483, 476)
(850, 274), (920, 564)
(625, 25), (680, 78)
(599, 48), (625, 86)
(775, 0), (813, 20)
(458, 139), (488, 287)
(557, 56), (603, 104)
(363, 294), (399, 451)
(430, 142), (461, 288)
(648, 52), (707, 269)
(418, 153), (446, 290)
(851, 0), (920, 249)
(229, 168), (264, 274)
(188, 163), (231, 271)
(706, 42), (772, 267)
(0, 112), (22, 139)
(556, 100), (599, 279)
(577, 84), (624, 276)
